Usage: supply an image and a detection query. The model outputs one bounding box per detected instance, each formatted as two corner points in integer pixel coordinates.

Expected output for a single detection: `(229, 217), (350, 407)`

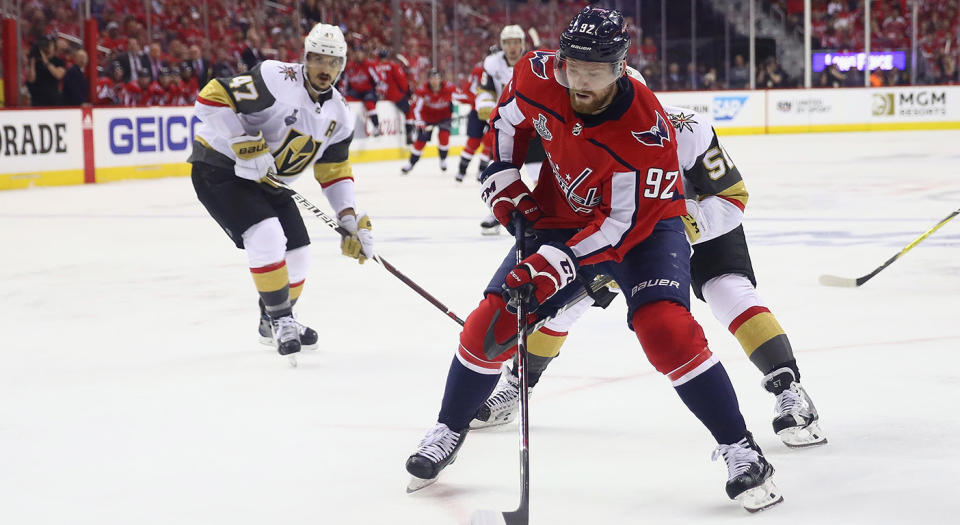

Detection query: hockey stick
(265, 174), (467, 325)
(471, 213), (531, 525)
(819, 208), (959, 287)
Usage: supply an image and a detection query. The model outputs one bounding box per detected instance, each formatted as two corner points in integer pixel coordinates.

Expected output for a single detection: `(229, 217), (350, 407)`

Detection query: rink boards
(3, 85), (960, 190)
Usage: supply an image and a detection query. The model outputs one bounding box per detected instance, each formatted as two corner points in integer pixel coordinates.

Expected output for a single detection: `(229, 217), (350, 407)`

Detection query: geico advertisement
(655, 90), (764, 129)
(0, 109), (82, 173)
(93, 106), (200, 167)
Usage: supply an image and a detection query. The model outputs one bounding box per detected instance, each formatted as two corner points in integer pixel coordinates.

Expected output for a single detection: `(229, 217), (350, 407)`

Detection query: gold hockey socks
(250, 261), (292, 318)
(727, 306), (795, 375)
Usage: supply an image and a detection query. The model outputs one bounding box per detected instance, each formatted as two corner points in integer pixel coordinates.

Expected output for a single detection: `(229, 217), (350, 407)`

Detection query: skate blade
(469, 413), (517, 430)
(779, 421), (827, 448)
(470, 509), (508, 525)
(406, 475), (439, 493)
(480, 226), (501, 236)
(736, 478), (784, 513)
(261, 337), (317, 351)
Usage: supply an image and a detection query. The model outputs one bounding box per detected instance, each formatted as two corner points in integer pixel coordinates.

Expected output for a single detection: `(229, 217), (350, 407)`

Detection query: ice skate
(455, 170), (466, 182)
(270, 315), (301, 366)
(405, 423), (467, 493)
(712, 432), (783, 512)
(471, 371), (526, 429)
(480, 213), (501, 236)
(440, 158), (448, 172)
(400, 163), (413, 176)
(763, 367), (827, 448)
(259, 313), (318, 350)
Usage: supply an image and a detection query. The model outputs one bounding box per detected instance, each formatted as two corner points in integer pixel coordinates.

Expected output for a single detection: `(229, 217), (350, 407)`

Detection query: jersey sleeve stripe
(314, 160), (354, 187)
(197, 80), (236, 111)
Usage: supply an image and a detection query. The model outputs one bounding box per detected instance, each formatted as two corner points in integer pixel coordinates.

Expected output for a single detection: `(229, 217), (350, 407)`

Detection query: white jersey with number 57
(662, 104), (749, 244)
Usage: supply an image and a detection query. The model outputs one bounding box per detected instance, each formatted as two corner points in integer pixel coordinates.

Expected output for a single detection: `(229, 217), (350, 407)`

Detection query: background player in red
(404, 7), (782, 512)
(454, 61), (489, 182)
(400, 70), (456, 175)
(160, 66), (183, 105)
(372, 49), (413, 144)
(341, 47), (381, 136)
(140, 68), (165, 106)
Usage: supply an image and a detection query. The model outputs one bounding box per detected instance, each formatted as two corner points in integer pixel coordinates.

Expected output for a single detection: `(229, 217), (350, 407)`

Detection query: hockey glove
(338, 212), (374, 264)
(230, 134), (275, 181)
(501, 243), (578, 314)
(481, 167), (541, 233)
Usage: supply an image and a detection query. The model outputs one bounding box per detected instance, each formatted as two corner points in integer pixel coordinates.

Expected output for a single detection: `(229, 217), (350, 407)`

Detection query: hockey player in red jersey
(405, 7), (783, 512)
(400, 70), (456, 175)
(473, 86), (827, 450)
(372, 49), (413, 144)
(141, 71), (165, 106)
(160, 66), (184, 105)
(342, 47), (381, 136)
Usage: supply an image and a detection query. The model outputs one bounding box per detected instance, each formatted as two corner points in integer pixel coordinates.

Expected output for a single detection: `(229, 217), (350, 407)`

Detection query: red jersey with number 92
(488, 50), (685, 265)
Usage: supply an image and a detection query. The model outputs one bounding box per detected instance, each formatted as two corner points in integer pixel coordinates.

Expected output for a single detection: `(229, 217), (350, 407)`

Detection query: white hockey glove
(338, 212), (374, 264)
(229, 134), (275, 181)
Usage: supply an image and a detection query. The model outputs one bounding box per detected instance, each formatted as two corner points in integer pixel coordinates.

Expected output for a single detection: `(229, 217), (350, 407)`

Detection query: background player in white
(474, 25), (547, 236)
(473, 99), (827, 449)
(189, 23), (374, 363)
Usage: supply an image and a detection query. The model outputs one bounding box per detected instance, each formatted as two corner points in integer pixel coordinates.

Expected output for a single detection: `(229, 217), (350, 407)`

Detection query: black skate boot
(712, 432), (783, 512)
(471, 371), (526, 429)
(270, 315), (301, 366)
(259, 313), (318, 349)
(405, 423), (468, 493)
(763, 367), (826, 447)
(476, 159), (489, 182)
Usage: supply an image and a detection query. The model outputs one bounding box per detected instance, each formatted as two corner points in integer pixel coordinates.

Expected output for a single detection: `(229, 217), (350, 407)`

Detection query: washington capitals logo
(632, 112), (671, 147)
(529, 51), (553, 80)
(533, 113), (553, 141)
(668, 111), (697, 133)
(280, 65), (298, 81)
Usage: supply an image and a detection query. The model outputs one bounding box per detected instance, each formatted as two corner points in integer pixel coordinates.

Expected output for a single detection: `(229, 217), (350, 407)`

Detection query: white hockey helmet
(304, 23), (347, 75)
(500, 25), (525, 45)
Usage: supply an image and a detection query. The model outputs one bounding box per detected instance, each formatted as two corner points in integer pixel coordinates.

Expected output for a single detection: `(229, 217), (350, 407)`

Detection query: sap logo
(712, 96), (747, 121)
(109, 115), (202, 154)
(630, 278), (681, 296)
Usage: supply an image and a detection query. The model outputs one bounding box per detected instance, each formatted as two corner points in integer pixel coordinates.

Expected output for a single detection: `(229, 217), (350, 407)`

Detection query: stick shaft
(273, 177), (466, 325)
(512, 217), (530, 524)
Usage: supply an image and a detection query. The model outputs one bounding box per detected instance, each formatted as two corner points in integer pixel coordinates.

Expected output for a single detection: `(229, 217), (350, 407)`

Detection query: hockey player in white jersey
(189, 23), (374, 364)
(474, 25), (547, 235)
(473, 98), (826, 450)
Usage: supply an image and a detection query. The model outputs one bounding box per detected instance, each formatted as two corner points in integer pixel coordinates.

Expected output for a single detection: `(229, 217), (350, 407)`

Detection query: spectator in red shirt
(400, 70), (456, 176)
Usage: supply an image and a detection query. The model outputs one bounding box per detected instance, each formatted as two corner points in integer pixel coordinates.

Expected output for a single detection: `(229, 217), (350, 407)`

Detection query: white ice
(1, 130), (958, 525)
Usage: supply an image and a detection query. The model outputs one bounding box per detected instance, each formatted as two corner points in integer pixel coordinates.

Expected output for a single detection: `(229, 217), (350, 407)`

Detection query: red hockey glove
(480, 166), (541, 232)
(501, 243), (578, 313)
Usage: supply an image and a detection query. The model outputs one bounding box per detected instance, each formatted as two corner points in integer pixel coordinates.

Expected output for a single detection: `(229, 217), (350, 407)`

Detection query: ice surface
(1, 130), (958, 525)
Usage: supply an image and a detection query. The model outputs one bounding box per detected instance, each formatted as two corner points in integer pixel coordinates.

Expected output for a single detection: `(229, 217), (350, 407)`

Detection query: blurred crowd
(5, 0), (959, 107)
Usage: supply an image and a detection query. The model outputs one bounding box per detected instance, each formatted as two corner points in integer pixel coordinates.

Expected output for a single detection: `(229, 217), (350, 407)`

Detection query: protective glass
(553, 51), (624, 92)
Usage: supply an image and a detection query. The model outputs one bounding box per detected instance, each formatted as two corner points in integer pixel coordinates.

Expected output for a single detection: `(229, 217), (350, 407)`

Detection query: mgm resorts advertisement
(766, 86), (960, 131)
